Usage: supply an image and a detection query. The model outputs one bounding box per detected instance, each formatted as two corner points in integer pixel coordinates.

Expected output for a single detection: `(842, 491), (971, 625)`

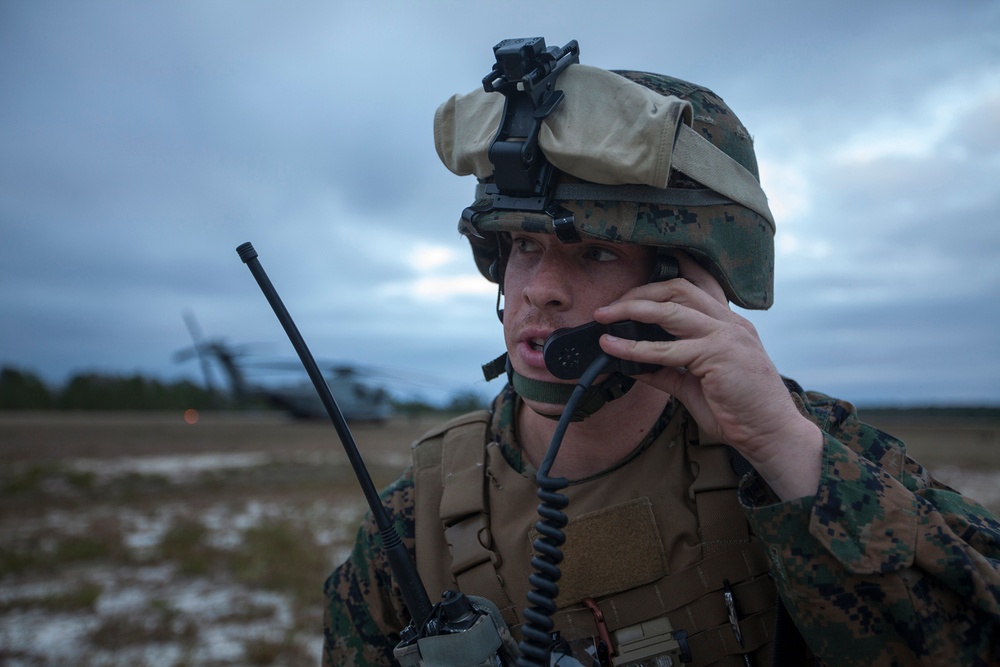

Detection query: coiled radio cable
(517, 352), (615, 667)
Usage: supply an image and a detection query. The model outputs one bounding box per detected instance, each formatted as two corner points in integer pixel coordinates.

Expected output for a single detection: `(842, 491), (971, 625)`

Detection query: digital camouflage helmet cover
(434, 38), (775, 310)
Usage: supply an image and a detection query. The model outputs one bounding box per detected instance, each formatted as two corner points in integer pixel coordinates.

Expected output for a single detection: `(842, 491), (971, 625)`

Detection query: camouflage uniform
(322, 381), (1000, 666)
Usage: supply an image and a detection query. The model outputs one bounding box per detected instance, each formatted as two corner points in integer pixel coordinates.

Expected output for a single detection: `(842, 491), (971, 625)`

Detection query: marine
(323, 38), (1000, 666)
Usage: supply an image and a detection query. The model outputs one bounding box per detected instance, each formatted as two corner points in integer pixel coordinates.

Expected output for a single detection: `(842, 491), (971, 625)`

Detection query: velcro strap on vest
(440, 419), (489, 523)
(687, 423), (750, 559)
(686, 606), (775, 665)
(438, 418), (519, 625)
(440, 419), (493, 576)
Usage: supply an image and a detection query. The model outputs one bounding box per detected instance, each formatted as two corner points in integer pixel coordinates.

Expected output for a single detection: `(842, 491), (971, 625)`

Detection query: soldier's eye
(513, 236), (541, 253)
(587, 246), (619, 262)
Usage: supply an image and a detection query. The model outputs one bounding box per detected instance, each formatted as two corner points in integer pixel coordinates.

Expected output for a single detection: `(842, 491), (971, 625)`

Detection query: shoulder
(411, 409), (491, 467)
(783, 377), (857, 434)
(784, 377), (928, 488)
(414, 409), (492, 444)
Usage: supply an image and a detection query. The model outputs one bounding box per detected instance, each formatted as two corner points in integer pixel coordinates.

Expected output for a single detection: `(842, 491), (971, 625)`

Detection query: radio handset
(543, 320), (676, 380)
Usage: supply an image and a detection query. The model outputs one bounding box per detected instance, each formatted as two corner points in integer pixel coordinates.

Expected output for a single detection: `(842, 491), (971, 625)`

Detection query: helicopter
(174, 312), (394, 422)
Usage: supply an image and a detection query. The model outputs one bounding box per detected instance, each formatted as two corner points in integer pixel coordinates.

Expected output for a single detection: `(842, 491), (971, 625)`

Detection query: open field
(1, 409), (998, 666)
(0, 411), (439, 667)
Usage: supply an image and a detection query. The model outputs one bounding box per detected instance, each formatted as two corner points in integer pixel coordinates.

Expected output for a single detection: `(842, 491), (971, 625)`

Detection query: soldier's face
(502, 232), (656, 385)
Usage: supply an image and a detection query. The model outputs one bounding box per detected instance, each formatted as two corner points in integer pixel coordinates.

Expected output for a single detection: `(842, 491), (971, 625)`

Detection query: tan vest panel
(413, 408), (775, 666)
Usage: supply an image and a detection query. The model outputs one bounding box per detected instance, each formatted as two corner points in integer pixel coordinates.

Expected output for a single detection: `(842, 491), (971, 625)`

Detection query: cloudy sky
(2, 0), (998, 407)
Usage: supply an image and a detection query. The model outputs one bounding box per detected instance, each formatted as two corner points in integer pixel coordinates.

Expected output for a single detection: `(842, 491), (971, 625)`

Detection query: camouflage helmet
(434, 59), (775, 310)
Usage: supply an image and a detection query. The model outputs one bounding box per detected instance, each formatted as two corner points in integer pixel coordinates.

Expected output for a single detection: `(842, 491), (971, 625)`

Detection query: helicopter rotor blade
(181, 310), (219, 394)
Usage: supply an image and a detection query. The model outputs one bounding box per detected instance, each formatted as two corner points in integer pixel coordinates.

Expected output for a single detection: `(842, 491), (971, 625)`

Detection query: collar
(489, 383), (677, 478)
(483, 352), (635, 422)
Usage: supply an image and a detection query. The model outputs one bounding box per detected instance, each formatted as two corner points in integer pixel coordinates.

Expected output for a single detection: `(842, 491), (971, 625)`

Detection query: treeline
(0, 366), (481, 414)
(394, 390), (487, 417)
(0, 367), (216, 411)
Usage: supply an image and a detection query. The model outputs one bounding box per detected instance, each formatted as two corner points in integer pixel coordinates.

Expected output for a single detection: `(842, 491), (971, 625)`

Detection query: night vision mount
(463, 37), (582, 243)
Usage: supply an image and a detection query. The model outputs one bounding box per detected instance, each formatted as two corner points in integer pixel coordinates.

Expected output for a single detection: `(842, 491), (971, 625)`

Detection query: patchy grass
(0, 514), (130, 576)
(153, 511), (333, 608)
(1, 463), (172, 509)
(1, 463), (95, 498)
(0, 546), (35, 578)
(216, 598), (279, 623)
(0, 581), (103, 613)
(89, 598), (199, 648)
(158, 514), (225, 576)
(230, 520), (330, 602)
(243, 632), (316, 666)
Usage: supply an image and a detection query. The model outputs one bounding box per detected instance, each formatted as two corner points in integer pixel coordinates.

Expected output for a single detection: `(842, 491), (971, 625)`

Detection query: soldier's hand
(594, 257), (823, 501)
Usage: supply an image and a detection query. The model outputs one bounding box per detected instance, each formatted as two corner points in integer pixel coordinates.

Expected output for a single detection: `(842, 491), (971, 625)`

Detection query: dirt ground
(1, 409), (998, 666)
(0, 411), (439, 465)
(0, 411), (439, 667)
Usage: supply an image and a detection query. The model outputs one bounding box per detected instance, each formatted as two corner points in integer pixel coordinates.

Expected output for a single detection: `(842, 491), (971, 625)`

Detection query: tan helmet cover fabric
(434, 64), (693, 190)
(433, 89), (500, 182)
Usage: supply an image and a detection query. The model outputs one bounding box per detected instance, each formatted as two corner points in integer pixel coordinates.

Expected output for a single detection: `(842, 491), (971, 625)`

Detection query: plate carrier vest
(412, 406), (780, 666)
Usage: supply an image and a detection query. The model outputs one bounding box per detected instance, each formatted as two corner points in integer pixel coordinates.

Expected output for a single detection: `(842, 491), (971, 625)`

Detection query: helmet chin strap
(482, 353), (636, 421)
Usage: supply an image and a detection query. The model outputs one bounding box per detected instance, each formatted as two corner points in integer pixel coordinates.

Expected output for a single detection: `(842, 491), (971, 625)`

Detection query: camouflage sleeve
(322, 467), (416, 666)
(739, 389), (1000, 665)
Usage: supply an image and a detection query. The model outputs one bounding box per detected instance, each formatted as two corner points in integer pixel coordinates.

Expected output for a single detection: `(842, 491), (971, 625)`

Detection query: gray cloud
(1, 0), (998, 407)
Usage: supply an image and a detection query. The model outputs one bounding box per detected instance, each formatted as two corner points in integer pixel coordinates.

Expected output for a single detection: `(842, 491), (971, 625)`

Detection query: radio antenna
(236, 241), (433, 628)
